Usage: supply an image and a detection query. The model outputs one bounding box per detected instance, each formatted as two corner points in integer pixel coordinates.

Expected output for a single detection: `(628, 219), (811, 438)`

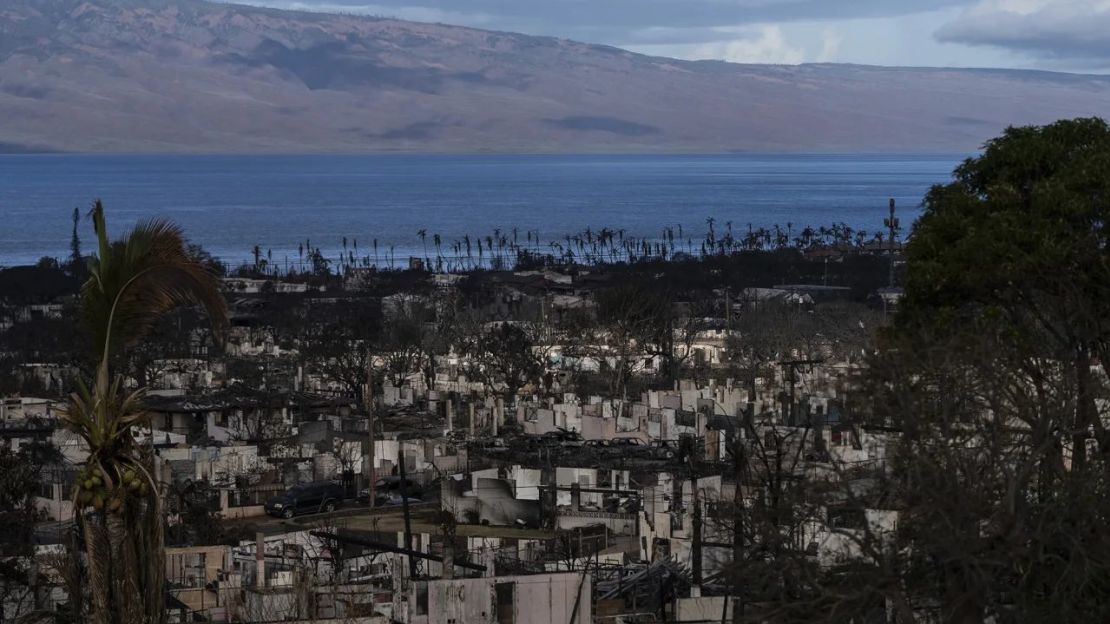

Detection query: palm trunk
(82, 514), (111, 624)
(83, 491), (166, 624)
(108, 511), (145, 623)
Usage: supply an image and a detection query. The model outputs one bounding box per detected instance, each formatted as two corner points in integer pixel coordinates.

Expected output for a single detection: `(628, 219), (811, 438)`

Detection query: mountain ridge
(3, 0), (1110, 153)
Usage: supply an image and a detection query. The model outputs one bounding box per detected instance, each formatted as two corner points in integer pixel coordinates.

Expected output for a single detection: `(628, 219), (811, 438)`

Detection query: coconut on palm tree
(63, 201), (227, 624)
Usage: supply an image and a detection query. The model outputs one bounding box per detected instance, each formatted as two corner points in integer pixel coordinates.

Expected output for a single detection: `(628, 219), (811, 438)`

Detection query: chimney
(255, 533), (266, 589)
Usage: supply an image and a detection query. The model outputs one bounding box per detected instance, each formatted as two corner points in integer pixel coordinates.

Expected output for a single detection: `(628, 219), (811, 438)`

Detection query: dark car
(521, 435), (548, 450)
(610, 437), (653, 458)
(472, 437), (510, 454)
(264, 481), (346, 519)
(357, 476), (422, 505)
(543, 429), (584, 447)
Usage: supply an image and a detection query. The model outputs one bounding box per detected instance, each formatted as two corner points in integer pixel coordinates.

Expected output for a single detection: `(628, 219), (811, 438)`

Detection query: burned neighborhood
(4, 121), (1110, 623)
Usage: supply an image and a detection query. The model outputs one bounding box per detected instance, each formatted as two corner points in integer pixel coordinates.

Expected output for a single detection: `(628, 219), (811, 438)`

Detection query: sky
(239, 0), (1110, 73)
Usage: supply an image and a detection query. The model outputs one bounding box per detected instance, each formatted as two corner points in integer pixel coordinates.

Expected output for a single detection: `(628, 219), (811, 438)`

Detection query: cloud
(233, 0), (1081, 71)
(689, 26), (806, 64)
(936, 0), (1110, 64)
(241, 0), (974, 45)
(817, 28), (843, 62)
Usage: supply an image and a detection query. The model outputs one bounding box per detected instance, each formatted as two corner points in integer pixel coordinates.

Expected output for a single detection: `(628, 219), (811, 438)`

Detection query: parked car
(358, 476), (422, 505)
(522, 435), (555, 450)
(543, 429), (584, 447)
(473, 437), (510, 454)
(264, 481), (346, 519)
(609, 437), (653, 458)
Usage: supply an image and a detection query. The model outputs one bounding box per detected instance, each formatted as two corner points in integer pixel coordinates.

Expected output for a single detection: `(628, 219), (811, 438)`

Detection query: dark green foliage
(881, 118), (1110, 622)
(0, 441), (57, 555)
(0, 265), (82, 303)
(899, 116), (1110, 349)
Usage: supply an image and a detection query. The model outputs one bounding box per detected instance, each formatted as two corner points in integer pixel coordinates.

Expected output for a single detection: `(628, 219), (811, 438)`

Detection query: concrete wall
(557, 511), (637, 536)
(579, 414), (616, 441)
(675, 596), (736, 622)
(407, 573), (591, 624)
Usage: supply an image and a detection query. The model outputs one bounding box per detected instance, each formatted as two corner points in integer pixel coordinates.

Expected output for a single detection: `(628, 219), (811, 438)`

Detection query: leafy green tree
(883, 118), (1110, 622)
(899, 116), (1110, 470)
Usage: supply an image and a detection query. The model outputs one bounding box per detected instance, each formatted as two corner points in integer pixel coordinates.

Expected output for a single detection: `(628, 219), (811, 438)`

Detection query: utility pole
(398, 447), (416, 578)
(689, 456), (703, 587)
(731, 431), (746, 623)
(365, 366), (376, 510)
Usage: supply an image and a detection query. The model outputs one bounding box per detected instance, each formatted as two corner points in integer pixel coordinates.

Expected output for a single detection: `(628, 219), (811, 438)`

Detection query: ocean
(0, 153), (964, 268)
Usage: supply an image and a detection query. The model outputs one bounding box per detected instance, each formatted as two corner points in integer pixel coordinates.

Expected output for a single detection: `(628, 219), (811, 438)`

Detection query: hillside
(3, 0), (1110, 153)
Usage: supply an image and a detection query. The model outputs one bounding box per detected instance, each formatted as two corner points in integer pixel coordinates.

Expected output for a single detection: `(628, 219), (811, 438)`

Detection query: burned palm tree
(64, 201), (227, 624)
(417, 229), (428, 266)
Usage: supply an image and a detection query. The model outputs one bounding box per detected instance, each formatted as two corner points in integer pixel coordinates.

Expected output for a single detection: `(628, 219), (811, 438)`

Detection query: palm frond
(82, 201), (228, 362)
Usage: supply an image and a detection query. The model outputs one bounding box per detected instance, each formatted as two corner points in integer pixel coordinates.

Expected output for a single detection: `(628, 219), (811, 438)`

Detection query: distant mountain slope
(2, 0), (1110, 153)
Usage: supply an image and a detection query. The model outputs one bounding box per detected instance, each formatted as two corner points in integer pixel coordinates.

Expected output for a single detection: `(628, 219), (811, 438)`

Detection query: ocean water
(0, 153), (963, 268)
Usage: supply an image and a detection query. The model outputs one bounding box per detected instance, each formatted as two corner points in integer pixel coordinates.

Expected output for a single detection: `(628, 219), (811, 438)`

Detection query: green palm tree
(64, 201), (227, 624)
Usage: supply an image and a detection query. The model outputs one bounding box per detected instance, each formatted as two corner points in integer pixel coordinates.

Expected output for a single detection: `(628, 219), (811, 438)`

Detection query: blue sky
(239, 0), (1110, 73)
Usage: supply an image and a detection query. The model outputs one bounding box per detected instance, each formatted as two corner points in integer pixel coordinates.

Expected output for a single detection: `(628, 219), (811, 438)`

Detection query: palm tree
(417, 229), (428, 265)
(63, 201), (227, 624)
